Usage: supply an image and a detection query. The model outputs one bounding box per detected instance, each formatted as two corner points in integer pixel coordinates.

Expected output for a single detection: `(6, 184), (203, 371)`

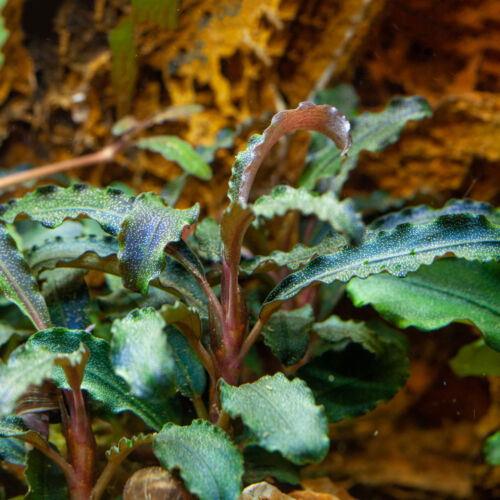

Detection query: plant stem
(90, 461), (118, 500)
(238, 317), (265, 363)
(192, 395), (209, 420)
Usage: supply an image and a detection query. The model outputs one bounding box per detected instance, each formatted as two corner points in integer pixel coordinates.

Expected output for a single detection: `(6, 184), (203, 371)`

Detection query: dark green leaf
(110, 308), (176, 399)
(312, 316), (382, 355)
(132, 0), (178, 29)
(166, 326), (206, 398)
(0, 416), (47, 450)
(348, 259), (500, 350)
(313, 84), (359, 117)
(161, 172), (188, 206)
(484, 431), (500, 466)
(299, 96), (432, 190)
(136, 136), (212, 180)
(264, 214), (500, 308)
(243, 447), (300, 486)
(153, 419), (243, 500)
(0, 223), (51, 330)
(191, 217), (223, 262)
(0, 184), (134, 236)
(27, 329), (172, 430)
(118, 192), (199, 294)
(298, 322), (409, 422)
(220, 373), (329, 465)
(109, 14), (137, 116)
(450, 340), (500, 377)
(0, 437), (27, 466)
(261, 305), (314, 366)
(25, 448), (68, 499)
(0, 341), (86, 417)
(41, 269), (90, 329)
(160, 301), (202, 338)
(252, 185), (364, 244)
(228, 102), (351, 204)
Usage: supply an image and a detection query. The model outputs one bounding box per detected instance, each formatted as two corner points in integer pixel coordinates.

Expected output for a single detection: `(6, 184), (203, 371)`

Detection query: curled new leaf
(228, 102), (351, 204)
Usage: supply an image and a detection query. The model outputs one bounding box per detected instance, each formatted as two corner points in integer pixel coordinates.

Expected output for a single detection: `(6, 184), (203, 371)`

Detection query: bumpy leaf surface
(348, 259), (500, 350)
(264, 214), (500, 307)
(298, 322), (409, 422)
(228, 102), (351, 204)
(27, 329), (171, 430)
(252, 185), (364, 244)
(135, 136), (212, 180)
(0, 437), (26, 466)
(0, 184), (134, 235)
(220, 373), (329, 465)
(261, 305), (314, 366)
(118, 192), (199, 294)
(300, 96), (432, 190)
(111, 308), (176, 399)
(450, 340), (500, 377)
(191, 217), (223, 262)
(153, 419), (244, 500)
(0, 223), (51, 330)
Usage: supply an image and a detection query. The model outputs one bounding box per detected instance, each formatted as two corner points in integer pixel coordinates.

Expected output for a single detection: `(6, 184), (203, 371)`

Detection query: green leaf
(370, 198), (500, 231)
(264, 214), (500, 308)
(0, 223), (51, 330)
(109, 14), (138, 116)
(220, 373), (329, 465)
(0, 341), (86, 417)
(25, 448), (68, 499)
(0, 184), (134, 236)
(484, 431), (500, 466)
(153, 419), (244, 500)
(252, 185), (364, 244)
(299, 96), (432, 190)
(450, 340), (500, 377)
(240, 234), (345, 275)
(0, 437), (27, 466)
(160, 301), (202, 339)
(27, 328), (171, 430)
(0, 416), (48, 450)
(132, 0), (178, 29)
(348, 259), (500, 350)
(161, 171), (188, 206)
(110, 308), (176, 399)
(105, 432), (153, 461)
(261, 305), (314, 366)
(313, 84), (359, 117)
(191, 217), (223, 262)
(0, 0), (9, 70)
(41, 269), (90, 330)
(312, 316), (382, 355)
(228, 102), (351, 204)
(135, 136), (212, 180)
(243, 447), (300, 486)
(298, 322), (409, 422)
(166, 326), (206, 398)
(118, 192), (199, 294)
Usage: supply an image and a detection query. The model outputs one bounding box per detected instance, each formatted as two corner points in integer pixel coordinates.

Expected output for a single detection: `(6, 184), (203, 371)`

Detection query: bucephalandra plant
(0, 93), (499, 499)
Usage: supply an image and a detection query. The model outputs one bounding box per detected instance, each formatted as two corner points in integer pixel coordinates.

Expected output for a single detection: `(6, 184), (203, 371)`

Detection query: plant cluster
(0, 89), (499, 499)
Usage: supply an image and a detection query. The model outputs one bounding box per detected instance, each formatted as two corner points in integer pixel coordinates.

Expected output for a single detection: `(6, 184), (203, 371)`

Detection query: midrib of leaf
(0, 259), (48, 330)
(245, 384), (291, 428)
(138, 217), (164, 275)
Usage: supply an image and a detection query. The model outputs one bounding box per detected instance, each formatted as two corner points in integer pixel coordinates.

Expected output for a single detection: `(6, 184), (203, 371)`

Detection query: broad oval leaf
(252, 185), (364, 244)
(450, 340), (500, 377)
(111, 308), (176, 399)
(25, 448), (68, 500)
(0, 223), (51, 330)
(27, 328), (174, 430)
(264, 214), (500, 308)
(299, 96), (432, 191)
(118, 192), (199, 294)
(135, 136), (212, 180)
(228, 102), (351, 204)
(298, 322), (409, 422)
(153, 419), (244, 500)
(0, 184), (134, 236)
(348, 259), (500, 350)
(219, 373), (329, 465)
(261, 305), (314, 366)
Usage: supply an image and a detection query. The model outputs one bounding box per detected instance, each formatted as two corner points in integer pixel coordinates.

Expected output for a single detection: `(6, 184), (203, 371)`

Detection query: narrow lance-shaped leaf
(252, 185), (364, 244)
(220, 373), (329, 465)
(0, 223), (51, 330)
(228, 101), (351, 204)
(264, 214), (500, 309)
(0, 184), (134, 236)
(299, 96), (432, 191)
(118, 192), (199, 294)
(153, 419), (244, 500)
(135, 136), (212, 180)
(27, 328), (173, 430)
(348, 259), (500, 351)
